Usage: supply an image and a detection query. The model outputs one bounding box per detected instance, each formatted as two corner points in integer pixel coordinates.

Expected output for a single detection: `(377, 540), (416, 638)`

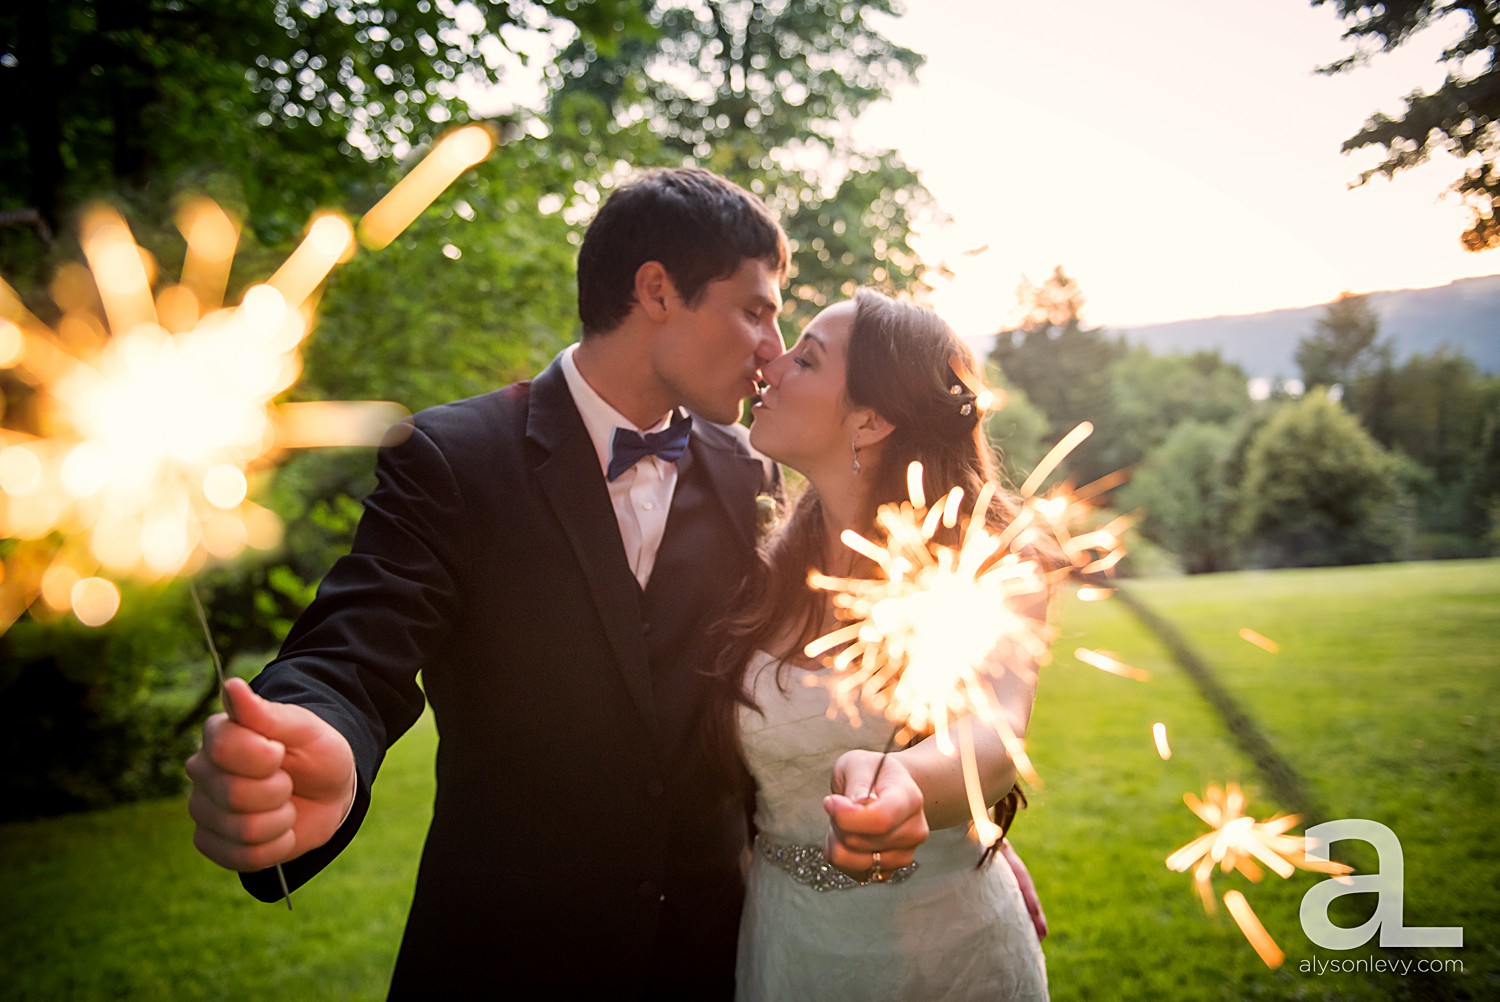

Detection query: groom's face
(652, 258), (785, 424)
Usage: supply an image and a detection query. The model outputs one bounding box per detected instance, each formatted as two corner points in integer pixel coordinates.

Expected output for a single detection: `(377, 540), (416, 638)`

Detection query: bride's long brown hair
(704, 288), (1034, 794)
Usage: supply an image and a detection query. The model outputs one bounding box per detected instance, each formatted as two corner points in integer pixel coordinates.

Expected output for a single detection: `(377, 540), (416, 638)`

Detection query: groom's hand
(823, 750), (929, 879)
(186, 678), (356, 873)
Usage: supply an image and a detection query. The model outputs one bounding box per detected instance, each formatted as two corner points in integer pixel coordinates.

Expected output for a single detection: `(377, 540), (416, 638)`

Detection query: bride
(710, 289), (1050, 1001)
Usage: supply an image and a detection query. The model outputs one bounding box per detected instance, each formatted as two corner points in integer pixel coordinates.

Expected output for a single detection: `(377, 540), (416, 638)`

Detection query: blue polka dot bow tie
(607, 413), (693, 482)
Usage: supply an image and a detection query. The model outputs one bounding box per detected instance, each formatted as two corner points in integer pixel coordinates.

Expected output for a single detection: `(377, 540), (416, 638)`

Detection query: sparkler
(0, 124), (498, 633)
(804, 465), (1083, 842)
(799, 405), (1133, 844)
(1166, 781), (1352, 966)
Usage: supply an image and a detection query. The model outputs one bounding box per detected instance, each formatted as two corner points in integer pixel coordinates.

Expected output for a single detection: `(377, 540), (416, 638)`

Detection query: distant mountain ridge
(1108, 275), (1500, 378)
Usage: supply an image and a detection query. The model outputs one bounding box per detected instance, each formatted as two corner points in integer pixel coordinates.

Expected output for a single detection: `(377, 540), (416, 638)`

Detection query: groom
(186, 166), (930, 997)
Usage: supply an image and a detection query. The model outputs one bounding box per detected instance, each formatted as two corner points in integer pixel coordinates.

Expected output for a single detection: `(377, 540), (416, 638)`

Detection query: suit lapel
(527, 359), (660, 742)
(689, 424), (766, 553)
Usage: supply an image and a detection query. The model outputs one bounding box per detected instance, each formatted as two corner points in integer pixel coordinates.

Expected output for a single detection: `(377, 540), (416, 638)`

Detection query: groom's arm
(188, 417), (464, 898)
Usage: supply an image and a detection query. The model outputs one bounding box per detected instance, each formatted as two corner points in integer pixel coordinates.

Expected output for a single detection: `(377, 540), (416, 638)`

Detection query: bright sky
(852, 0), (1500, 335)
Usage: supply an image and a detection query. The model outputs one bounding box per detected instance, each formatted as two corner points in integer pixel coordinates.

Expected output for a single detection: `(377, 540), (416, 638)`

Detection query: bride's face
(749, 301), (857, 474)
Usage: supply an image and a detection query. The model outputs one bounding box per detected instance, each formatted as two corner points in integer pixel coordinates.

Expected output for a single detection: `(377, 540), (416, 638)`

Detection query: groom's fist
(186, 678), (356, 873)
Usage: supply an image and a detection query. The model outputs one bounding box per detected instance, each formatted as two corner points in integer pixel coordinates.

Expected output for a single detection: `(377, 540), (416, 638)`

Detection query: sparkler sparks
(802, 461), (1069, 842)
(1152, 721), (1172, 760)
(798, 406), (1131, 843)
(1223, 889), (1285, 968)
(0, 124), (499, 631)
(1073, 647), (1150, 681)
(1166, 782), (1353, 966)
(1239, 627), (1281, 653)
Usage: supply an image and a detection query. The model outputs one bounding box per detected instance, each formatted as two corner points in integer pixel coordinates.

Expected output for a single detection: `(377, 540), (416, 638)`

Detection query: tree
(1351, 347), (1497, 550)
(0, 581), (205, 818)
(1313, 0), (1500, 250)
(1469, 406), (1500, 548)
(1126, 421), (1239, 574)
(988, 267), (1125, 484)
(1295, 292), (1388, 394)
(1106, 348), (1252, 473)
(0, 3), (656, 818)
(0, 0), (648, 251)
(1234, 390), (1409, 567)
(545, 0), (934, 330)
(303, 143), (584, 409)
(981, 363), (1051, 487)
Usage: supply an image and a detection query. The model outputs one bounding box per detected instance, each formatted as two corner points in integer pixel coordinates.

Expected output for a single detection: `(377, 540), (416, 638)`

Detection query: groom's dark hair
(577, 166), (789, 336)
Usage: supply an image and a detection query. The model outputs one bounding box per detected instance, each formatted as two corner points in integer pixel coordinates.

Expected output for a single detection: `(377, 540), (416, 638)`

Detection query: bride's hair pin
(944, 357), (993, 431)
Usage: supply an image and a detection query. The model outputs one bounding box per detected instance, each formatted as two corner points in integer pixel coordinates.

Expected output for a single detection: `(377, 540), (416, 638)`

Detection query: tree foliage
(0, 3), (939, 817)
(1350, 347), (1500, 550)
(988, 267), (1125, 484)
(1235, 390), (1409, 567)
(0, 583), (203, 819)
(1295, 292), (1388, 394)
(982, 364), (1051, 487)
(545, 0), (933, 329)
(303, 142), (584, 409)
(1106, 348), (1252, 473)
(1313, 0), (1500, 250)
(0, 0), (648, 250)
(1126, 421), (1239, 574)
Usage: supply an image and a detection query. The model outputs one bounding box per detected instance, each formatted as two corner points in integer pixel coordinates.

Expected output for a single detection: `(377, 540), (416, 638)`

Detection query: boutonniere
(755, 493), (780, 541)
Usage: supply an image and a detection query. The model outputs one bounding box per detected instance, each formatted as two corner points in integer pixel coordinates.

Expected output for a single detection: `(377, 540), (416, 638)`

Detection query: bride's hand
(822, 750), (929, 880)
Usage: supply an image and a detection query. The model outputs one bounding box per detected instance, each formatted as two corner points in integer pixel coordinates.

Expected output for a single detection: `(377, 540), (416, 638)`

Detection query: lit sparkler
(799, 405), (1133, 842)
(1166, 781), (1353, 966)
(803, 461), (1063, 843)
(0, 124), (498, 631)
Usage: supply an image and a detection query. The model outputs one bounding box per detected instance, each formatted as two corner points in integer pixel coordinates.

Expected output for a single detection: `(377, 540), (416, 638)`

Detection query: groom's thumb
(222, 677), (322, 751)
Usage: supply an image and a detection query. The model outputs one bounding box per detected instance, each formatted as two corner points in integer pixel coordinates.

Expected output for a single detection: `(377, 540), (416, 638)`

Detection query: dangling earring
(851, 442), (861, 475)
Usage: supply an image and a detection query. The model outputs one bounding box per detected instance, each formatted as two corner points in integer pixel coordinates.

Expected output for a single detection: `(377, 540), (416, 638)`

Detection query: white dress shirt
(559, 343), (681, 588)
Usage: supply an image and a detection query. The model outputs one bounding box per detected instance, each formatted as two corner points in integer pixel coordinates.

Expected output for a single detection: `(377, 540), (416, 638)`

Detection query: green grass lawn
(0, 712), (436, 1000)
(1, 560), (1493, 999)
(1105, 559), (1498, 1000)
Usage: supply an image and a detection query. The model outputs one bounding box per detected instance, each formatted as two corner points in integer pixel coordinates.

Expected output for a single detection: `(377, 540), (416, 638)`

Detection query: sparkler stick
(855, 728), (902, 803)
(189, 580), (292, 910)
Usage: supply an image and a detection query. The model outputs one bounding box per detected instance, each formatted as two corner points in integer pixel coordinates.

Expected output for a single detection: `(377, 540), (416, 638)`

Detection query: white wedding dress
(735, 650), (1049, 1001)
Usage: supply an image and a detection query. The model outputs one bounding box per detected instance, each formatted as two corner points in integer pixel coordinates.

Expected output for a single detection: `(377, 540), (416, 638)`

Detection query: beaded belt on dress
(754, 832), (918, 892)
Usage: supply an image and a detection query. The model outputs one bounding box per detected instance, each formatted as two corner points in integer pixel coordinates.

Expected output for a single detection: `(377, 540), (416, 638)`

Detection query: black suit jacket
(243, 359), (777, 998)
